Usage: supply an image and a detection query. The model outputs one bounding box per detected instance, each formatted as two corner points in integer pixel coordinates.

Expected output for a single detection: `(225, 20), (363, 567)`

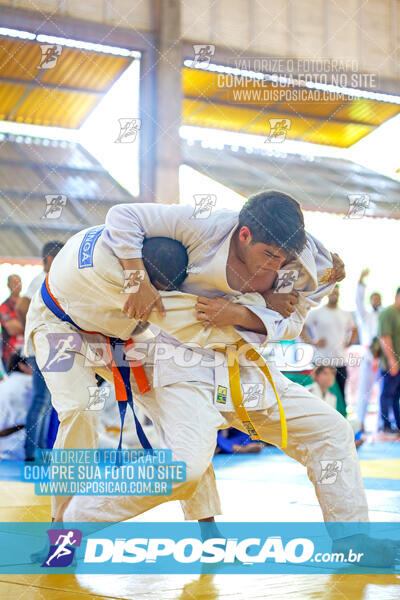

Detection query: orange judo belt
(40, 275), (151, 449)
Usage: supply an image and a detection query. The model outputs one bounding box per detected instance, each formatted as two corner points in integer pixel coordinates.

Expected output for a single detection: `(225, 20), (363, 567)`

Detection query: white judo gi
(25, 225), (262, 520)
(0, 371), (32, 460)
(65, 204), (368, 521)
(26, 204), (369, 527)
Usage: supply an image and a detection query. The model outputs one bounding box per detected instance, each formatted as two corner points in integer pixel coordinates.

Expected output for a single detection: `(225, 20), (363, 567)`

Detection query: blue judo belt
(41, 277), (152, 451)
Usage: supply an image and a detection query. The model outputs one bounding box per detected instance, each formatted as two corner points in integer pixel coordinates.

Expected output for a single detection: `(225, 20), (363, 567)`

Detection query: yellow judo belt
(217, 339), (287, 449)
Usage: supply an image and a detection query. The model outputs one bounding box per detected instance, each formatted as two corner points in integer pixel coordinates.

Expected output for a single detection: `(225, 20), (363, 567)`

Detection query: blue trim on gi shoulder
(78, 225), (105, 269)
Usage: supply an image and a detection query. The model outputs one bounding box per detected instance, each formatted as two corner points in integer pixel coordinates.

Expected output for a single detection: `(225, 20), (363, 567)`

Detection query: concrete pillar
(152, 0), (182, 204)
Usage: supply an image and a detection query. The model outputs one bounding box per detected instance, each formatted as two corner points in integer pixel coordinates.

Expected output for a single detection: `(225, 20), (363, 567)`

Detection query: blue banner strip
(0, 522), (398, 575)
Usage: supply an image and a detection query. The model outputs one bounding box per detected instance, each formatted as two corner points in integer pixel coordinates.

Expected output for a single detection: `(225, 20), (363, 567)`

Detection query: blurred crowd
(0, 250), (399, 461)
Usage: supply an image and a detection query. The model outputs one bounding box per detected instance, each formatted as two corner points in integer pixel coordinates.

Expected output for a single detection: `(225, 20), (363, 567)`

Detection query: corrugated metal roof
(0, 37), (132, 128)
(182, 67), (400, 148)
(182, 140), (400, 219)
(0, 133), (136, 258)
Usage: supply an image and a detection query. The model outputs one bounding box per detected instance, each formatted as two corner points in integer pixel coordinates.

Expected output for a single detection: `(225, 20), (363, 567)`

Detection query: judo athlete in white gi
(30, 190), (370, 536)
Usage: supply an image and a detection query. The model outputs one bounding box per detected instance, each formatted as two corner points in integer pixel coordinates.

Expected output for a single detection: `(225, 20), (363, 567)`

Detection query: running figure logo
(266, 118), (291, 143)
(38, 44), (62, 69)
(318, 460), (343, 485)
(42, 529), (82, 567)
(191, 194), (217, 219)
(115, 118), (141, 143)
(42, 194), (67, 219)
(275, 269), (299, 293)
(42, 333), (82, 372)
(240, 383), (264, 409)
(345, 194), (370, 219)
(121, 269), (146, 293)
(86, 385), (111, 410)
(193, 44), (215, 67)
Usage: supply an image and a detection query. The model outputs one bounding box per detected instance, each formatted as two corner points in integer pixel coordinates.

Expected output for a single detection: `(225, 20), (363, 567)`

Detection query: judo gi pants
(64, 374), (369, 526)
(32, 322), (368, 525)
(31, 321), (224, 521)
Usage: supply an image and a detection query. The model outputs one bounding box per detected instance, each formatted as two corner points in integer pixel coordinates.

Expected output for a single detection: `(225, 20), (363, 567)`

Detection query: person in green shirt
(378, 287), (400, 433)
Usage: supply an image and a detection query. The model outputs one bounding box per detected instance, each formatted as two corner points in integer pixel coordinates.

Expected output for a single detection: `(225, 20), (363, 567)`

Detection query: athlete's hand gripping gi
(59, 201), (368, 531)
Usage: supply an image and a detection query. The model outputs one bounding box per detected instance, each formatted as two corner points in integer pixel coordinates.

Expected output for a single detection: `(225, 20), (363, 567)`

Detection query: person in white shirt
(0, 352), (33, 460)
(301, 285), (358, 409)
(17, 241), (64, 460)
(355, 269), (382, 430)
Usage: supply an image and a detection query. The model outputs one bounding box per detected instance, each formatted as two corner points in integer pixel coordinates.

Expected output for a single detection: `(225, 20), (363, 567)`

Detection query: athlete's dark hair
(238, 191), (306, 256)
(7, 352), (29, 374)
(42, 240), (64, 261)
(142, 237), (188, 290)
(313, 365), (336, 377)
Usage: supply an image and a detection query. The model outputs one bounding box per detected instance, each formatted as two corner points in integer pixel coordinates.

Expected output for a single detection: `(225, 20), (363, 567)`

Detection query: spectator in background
(355, 269), (382, 431)
(17, 241), (64, 461)
(0, 352), (33, 460)
(0, 274), (24, 371)
(378, 287), (400, 434)
(307, 365), (363, 448)
(300, 285), (358, 410)
(215, 429), (263, 454)
(306, 365), (337, 409)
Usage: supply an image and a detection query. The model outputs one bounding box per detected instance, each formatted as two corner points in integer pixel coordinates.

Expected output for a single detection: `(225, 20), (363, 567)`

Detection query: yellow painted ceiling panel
(304, 121), (373, 147)
(183, 68), (225, 97)
(277, 98), (350, 118)
(0, 39), (40, 80)
(183, 69), (349, 116)
(0, 38), (130, 92)
(334, 98), (400, 126)
(183, 67), (400, 147)
(182, 99), (374, 148)
(183, 99), (322, 140)
(11, 88), (98, 128)
(0, 83), (27, 120)
(40, 51), (129, 92)
(0, 37), (132, 127)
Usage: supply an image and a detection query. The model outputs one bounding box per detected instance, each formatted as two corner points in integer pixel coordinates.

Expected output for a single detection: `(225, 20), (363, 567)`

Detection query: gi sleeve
(102, 202), (214, 259)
